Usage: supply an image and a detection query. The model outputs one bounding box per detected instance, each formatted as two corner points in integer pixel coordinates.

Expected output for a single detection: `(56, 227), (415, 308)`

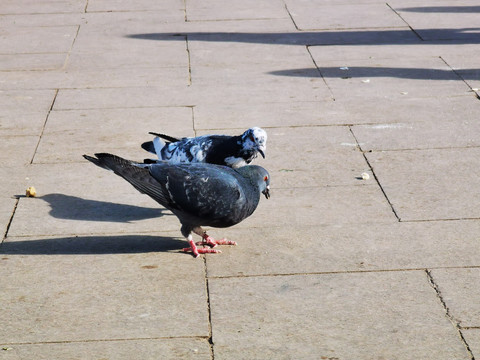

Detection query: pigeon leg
(192, 228), (237, 248)
(183, 234), (221, 257)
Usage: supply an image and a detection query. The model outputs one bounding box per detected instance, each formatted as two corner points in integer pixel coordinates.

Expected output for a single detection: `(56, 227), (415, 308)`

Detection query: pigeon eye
(250, 135), (255, 142)
(264, 176), (268, 181)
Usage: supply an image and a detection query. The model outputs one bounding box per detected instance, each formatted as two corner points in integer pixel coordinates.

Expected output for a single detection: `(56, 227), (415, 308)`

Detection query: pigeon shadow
(268, 66), (480, 81)
(39, 193), (168, 223)
(0, 234), (186, 255)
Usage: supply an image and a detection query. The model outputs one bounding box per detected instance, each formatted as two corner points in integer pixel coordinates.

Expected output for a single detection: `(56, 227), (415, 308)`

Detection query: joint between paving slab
(1, 335), (211, 347)
(185, 35), (192, 86)
(439, 56), (480, 100)
(425, 269), (475, 360)
(203, 257), (215, 360)
(306, 46), (335, 101)
(62, 25), (81, 70)
(386, 3), (424, 41)
(30, 89), (59, 165)
(2, 198), (19, 242)
(349, 126), (400, 221)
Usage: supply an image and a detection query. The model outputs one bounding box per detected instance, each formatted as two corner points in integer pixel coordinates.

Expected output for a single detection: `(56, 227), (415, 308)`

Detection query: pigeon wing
(149, 164), (247, 224)
(84, 153), (175, 209)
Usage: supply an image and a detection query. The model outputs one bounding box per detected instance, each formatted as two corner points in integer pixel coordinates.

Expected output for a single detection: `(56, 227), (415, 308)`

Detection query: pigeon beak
(262, 186), (270, 199)
(258, 148), (265, 159)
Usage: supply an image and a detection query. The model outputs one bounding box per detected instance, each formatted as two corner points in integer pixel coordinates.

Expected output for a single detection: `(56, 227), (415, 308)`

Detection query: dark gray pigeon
(141, 127), (267, 168)
(83, 153), (270, 257)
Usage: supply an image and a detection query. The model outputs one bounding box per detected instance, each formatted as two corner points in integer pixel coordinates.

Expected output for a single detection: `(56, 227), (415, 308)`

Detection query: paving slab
(0, 0), (85, 14)
(0, 338), (211, 360)
(206, 220), (480, 277)
(366, 147), (480, 221)
(0, 53), (67, 71)
(193, 100), (349, 129)
(53, 86), (191, 110)
(0, 90), (56, 115)
(185, 0), (289, 22)
(251, 185), (397, 228)
(430, 268), (480, 328)
(0, 135), (37, 166)
(351, 95), (480, 150)
(0, 25), (78, 55)
(0, 241), (208, 343)
(34, 107), (193, 164)
(337, 94), (479, 126)
(209, 271), (469, 359)
(285, 1), (406, 30)
(86, 0), (184, 12)
(0, 113), (48, 136)
(310, 56), (471, 100)
(0, 67), (189, 91)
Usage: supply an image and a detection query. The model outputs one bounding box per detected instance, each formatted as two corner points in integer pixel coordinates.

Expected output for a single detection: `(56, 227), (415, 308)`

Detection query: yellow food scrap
(26, 186), (36, 197)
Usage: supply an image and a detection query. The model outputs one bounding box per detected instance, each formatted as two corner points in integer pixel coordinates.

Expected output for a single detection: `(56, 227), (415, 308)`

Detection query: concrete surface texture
(1, 0), (480, 359)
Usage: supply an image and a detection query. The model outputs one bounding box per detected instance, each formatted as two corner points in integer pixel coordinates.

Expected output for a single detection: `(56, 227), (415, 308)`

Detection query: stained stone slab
(0, 338), (210, 360)
(67, 47), (188, 70)
(34, 107), (194, 163)
(389, 0), (480, 41)
(53, 86), (192, 110)
(366, 148), (480, 221)
(1, 67), (189, 91)
(0, 135), (37, 166)
(0, 53), (66, 71)
(430, 268), (480, 328)
(86, 0), (184, 12)
(209, 272), (469, 359)
(186, 0), (289, 22)
(0, 237), (208, 343)
(0, 90), (56, 115)
(351, 96), (480, 150)
(0, 26), (78, 54)
(285, 2), (406, 31)
(206, 220), (480, 277)
(0, 0), (85, 14)
(0, 113), (47, 136)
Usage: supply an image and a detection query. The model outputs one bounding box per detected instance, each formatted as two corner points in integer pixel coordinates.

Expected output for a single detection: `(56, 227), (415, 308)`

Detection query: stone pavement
(1, 0), (480, 359)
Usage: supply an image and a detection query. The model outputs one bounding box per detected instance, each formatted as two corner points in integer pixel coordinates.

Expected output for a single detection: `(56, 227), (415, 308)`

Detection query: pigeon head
(241, 127), (267, 159)
(237, 165), (271, 199)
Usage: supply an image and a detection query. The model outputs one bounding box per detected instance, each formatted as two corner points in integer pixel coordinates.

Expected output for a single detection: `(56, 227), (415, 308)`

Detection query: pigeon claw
(198, 234), (237, 248)
(183, 247), (221, 257)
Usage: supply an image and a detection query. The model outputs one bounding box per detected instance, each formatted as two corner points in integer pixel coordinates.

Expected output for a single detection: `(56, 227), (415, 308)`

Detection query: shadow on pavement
(39, 193), (168, 223)
(269, 66), (480, 80)
(0, 234), (186, 255)
(126, 28), (480, 45)
(399, 6), (480, 13)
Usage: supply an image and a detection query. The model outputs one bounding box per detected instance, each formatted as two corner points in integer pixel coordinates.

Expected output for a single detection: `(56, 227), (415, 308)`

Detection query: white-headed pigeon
(141, 127), (267, 168)
(83, 153), (270, 257)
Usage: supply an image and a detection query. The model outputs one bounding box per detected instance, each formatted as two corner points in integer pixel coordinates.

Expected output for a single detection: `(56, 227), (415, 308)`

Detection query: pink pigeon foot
(183, 237), (221, 257)
(196, 234), (237, 248)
